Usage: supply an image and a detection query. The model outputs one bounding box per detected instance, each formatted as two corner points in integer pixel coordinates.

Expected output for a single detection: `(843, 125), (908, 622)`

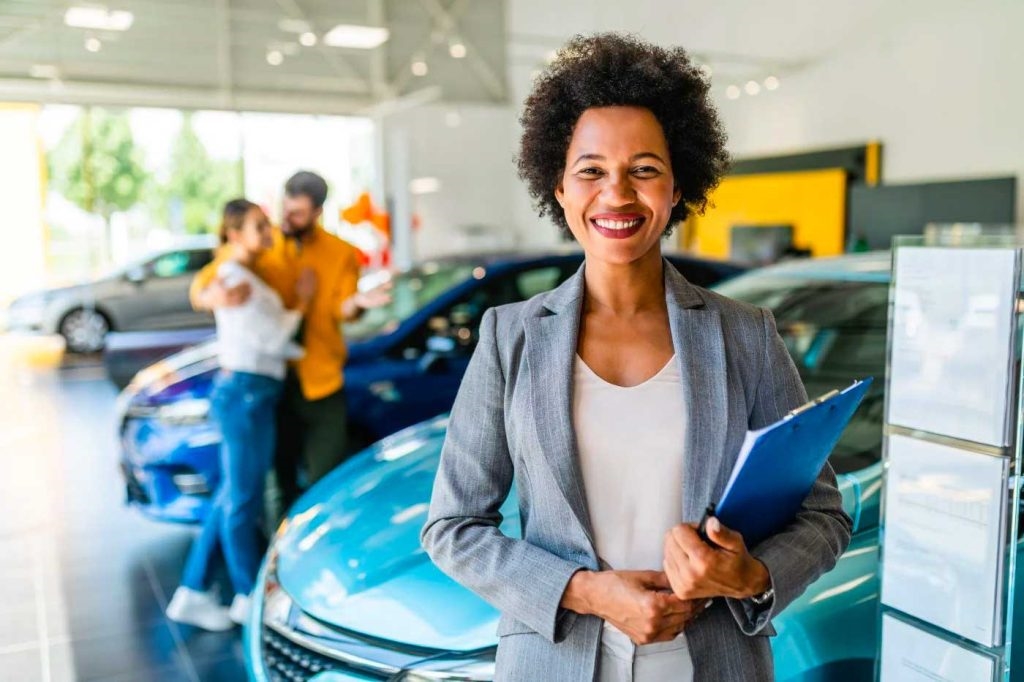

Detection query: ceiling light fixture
(725, 85), (741, 100)
(764, 76), (780, 91)
(745, 80), (761, 95)
(410, 177), (441, 195)
(65, 6), (133, 31)
(411, 58), (428, 76)
(323, 24), (389, 49)
(299, 32), (317, 47)
(449, 41), (466, 59)
(267, 50), (284, 66)
(85, 37), (102, 52)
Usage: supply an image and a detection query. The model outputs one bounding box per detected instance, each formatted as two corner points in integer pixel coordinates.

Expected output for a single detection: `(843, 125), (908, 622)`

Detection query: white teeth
(593, 218), (642, 230)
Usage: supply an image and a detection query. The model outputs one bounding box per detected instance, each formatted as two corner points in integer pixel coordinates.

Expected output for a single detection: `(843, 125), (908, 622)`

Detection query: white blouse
(573, 354), (694, 681)
(214, 260), (303, 380)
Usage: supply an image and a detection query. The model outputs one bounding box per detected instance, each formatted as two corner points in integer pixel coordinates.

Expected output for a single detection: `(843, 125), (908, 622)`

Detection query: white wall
(385, 0), (1023, 263)
(717, 1), (1024, 213)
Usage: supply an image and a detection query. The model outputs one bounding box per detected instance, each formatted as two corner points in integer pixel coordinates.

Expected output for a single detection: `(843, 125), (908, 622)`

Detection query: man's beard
(284, 220), (315, 239)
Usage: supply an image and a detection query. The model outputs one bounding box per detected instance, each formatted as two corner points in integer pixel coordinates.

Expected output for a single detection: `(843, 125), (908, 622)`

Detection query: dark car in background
(115, 251), (744, 524)
(4, 235), (216, 353)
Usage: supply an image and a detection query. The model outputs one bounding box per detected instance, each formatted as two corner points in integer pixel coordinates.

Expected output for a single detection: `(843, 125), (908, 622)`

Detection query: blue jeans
(182, 370), (282, 596)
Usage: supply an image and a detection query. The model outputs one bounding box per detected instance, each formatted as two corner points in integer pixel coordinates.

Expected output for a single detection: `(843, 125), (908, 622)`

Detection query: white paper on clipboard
(880, 434), (1008, 647)
(887, 246), (1019, 447)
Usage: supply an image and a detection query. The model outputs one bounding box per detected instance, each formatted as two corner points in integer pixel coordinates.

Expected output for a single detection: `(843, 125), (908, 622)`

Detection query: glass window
(343, 264), (476, 341)
(149, 251), (191, 278)
(715, 274), (889, 474)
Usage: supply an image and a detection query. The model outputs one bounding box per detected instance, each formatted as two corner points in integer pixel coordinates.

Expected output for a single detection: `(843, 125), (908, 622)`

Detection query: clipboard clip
(785, 388), (841, 419)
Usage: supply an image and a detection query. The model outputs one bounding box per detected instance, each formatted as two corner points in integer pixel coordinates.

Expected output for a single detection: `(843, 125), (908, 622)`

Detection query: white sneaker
(229, 594), (251, 625)
(166, 587), (235, 631)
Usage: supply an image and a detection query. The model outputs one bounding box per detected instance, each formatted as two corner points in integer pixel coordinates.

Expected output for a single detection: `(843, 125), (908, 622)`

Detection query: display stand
(878, 230), (1024, 681)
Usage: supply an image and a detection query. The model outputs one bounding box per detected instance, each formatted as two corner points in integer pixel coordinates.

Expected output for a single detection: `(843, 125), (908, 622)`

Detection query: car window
(396, 264), (574, 359)
(715, 275), (889, 474)
(187, 249), (214, 272)
(149, 251), (192, 278)
(343, 264), (477, 341)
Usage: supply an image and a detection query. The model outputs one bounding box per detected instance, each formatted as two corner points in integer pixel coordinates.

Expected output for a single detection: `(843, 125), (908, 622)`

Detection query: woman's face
(229, 207), (273, 255)
(555, 106), (681, 266)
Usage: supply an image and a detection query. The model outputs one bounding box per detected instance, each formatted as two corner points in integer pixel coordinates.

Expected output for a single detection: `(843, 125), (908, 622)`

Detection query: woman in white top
(167, 199), (315, 631)
(422, 33), (851, 681)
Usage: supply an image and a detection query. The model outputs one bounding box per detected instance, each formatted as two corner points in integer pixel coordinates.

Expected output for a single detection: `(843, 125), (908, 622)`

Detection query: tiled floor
(0, 341), (246, 682)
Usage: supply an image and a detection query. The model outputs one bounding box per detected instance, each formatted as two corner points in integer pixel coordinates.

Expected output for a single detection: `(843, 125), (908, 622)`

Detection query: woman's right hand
(295, 267), (317, 309)
(560, 570), (709, 644)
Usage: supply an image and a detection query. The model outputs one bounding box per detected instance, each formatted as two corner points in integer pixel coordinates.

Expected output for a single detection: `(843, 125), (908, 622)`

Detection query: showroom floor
(0, 340), (245, 682)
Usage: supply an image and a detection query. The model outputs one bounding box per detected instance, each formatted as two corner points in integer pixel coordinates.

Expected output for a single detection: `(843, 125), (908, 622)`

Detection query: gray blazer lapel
(664, 261), (729, 523)
(523, 265), (597, 549)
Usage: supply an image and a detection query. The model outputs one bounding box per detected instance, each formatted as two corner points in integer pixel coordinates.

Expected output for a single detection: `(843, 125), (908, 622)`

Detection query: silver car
(4, 236), (217, 353)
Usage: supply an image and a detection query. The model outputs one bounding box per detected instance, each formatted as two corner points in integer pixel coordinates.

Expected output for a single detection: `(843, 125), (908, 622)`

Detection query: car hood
(274, 416), (518, 653)
(272, 416), (871, 654)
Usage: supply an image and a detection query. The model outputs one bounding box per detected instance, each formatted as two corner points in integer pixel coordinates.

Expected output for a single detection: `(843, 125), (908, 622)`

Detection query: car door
(357, 263), (574, 439)
(114, 249), (215, 331)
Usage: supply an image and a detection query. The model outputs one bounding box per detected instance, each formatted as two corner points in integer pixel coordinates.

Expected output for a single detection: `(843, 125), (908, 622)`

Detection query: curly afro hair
(517, 33), (730, 237)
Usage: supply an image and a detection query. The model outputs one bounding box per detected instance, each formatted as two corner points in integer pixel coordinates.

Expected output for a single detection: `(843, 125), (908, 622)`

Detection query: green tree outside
(48, 108), (148, 261)
(157, 112), (243, 235)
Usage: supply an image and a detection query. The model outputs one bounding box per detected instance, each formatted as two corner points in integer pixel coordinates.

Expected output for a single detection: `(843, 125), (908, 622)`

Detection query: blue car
(116, 251), (743, 524)
(245, 252), (891, 682)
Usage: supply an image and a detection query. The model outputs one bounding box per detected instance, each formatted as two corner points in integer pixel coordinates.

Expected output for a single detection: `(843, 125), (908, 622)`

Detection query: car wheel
(59, 307), (111, 353)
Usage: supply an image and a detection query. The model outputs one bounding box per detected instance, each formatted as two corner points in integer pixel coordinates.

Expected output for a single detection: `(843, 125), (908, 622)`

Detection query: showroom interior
(1, 1), (1022, 681)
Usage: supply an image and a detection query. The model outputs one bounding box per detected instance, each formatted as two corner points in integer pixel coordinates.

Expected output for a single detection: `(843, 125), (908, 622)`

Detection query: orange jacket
(190, 227), (360, 400)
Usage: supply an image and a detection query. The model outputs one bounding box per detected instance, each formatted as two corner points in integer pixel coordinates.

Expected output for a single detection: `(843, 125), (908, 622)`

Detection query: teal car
(245, 253), (891, 682)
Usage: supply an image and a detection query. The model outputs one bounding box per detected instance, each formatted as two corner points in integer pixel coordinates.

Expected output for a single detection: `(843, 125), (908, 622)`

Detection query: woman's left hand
(662, 518), (771, 601)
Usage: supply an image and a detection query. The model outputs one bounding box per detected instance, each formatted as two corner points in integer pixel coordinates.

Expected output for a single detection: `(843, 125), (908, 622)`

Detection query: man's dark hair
(517, 33), (730, 237)
(285, 170), (329, 209)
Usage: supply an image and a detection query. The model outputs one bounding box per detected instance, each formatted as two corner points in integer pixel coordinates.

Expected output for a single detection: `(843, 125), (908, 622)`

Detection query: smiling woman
(423, 32), (852, 682)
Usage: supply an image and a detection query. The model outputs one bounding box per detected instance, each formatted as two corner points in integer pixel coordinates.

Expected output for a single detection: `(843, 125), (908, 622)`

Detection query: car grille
(262, 626), (386, 682)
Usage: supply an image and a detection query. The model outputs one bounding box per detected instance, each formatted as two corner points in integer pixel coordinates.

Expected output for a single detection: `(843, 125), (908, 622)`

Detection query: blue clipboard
(697, 377), (873, 548)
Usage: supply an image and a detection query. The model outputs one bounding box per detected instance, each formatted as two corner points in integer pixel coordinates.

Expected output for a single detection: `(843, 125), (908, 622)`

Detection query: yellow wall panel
(686, 168), (848, 260)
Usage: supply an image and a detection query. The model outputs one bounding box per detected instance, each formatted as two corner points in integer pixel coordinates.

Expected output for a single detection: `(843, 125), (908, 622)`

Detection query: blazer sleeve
(725, 308), (854, 635)
(421, 307), (586, 644)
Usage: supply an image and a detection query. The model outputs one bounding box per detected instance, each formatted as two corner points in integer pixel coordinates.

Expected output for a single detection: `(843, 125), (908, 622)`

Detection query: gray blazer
(421, 261), (852, 681)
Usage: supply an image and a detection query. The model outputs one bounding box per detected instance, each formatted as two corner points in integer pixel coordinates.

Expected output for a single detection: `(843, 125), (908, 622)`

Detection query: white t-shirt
(573, 353), (694, 680)
(213, 260), (304, 380)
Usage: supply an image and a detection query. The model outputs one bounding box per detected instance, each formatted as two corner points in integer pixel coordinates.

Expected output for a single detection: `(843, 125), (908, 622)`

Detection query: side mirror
(125, 266), (147, 285)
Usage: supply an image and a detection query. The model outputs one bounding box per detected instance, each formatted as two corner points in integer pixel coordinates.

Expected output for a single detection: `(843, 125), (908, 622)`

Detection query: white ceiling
(0, 0), (508, 114)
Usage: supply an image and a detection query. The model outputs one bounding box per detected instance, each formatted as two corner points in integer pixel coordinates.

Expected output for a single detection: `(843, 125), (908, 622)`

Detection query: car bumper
(118, 417), (219, 524)
(3, 304), (48, 333)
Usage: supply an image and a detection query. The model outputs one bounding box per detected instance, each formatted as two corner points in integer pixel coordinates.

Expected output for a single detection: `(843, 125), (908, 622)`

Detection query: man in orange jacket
(191, 171), (390, 513)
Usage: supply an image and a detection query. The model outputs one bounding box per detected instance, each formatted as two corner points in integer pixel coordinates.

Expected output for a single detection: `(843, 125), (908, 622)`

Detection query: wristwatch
(750, 586), (774, 606)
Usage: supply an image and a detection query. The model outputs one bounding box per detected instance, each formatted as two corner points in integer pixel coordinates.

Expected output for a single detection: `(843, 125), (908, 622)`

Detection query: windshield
(714, 273), (890, 474)
(343, 263), (477, 341)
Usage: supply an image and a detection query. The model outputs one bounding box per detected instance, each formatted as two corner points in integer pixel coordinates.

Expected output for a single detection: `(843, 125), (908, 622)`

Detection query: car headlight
(126, 398), (210, 425)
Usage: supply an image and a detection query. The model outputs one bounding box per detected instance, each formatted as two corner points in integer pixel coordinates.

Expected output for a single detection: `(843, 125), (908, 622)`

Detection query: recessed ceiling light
(323, 24), (389, 49)
(85, 37), (102, 52)
(449, 41), (466, 59)
(726, 85), (741, 100)
(764, 76), (780, 91)
(410, 177), (441, 195)
(65, 6), (133, 31)
(29, 64), (60, 79)
(411, 59), (428, 76)
(267, 50), (284, 66)
(299, 31), (317, 47)
(745, 80), (761, 95)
